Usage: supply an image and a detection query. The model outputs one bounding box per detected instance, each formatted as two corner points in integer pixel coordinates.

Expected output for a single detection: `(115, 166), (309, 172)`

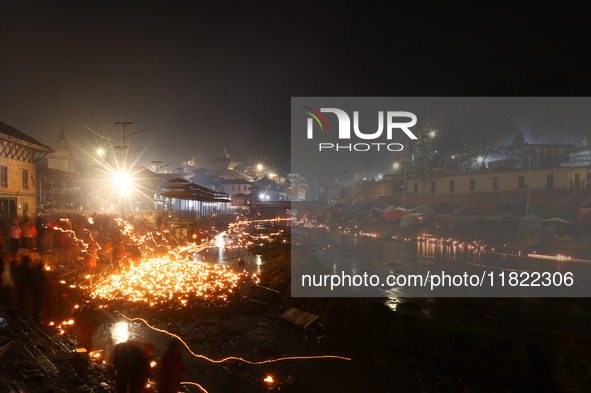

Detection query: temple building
(206, 147), (252, 181)
(46, 127), (76, 173)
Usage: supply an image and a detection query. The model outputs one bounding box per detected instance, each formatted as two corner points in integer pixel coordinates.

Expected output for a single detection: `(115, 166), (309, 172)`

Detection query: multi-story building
(408, 166), (587, 195)
(0, 121), (54, 217)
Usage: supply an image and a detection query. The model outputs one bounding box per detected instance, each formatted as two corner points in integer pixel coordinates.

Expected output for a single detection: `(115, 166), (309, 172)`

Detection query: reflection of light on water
(111, 322), (129, 344)
(216, 234), (225, 248)
(255, 255), (262, 266)
(386, 299), (398, 311)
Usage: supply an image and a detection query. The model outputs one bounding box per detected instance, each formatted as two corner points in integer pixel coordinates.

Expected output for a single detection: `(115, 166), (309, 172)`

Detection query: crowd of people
(0, 211), (192, 316)
(0, 211), (215, 392)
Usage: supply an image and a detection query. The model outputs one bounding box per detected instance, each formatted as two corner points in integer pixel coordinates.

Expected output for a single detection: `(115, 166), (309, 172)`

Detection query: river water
(292, 227), (591, 298)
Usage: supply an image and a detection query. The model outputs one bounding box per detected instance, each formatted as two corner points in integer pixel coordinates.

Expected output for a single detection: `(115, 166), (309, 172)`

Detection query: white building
(46, 128), (76, 173)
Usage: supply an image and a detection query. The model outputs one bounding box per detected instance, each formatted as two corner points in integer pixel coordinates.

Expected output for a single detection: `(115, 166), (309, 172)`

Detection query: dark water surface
(292, 227), (591, 297)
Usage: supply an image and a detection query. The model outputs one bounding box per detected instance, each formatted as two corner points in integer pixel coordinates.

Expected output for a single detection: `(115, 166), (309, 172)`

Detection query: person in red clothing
(157, 339), (188, 393)
(20, 216), (36, 250)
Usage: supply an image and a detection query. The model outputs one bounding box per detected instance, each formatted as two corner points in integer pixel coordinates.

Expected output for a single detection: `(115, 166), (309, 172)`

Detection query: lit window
(22, 169), (29, 190)
(0, 166), (7, 188)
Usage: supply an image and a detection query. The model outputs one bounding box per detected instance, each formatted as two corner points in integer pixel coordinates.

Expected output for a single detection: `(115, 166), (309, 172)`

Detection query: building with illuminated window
(0, 120), (53, 217)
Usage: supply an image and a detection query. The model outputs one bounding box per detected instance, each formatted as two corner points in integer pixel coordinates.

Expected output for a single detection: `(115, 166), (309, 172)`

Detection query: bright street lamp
(114, 171), (131, 189)
(257, 164), (263, 170)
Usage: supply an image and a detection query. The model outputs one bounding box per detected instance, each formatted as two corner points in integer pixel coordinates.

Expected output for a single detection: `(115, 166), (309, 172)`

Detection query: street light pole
(402, 164), (407, 209)
(114, 122), (134, 166)
(114, 122), (150, 218)
(114, 121), (133, 219)
(526, 152), (531, 215)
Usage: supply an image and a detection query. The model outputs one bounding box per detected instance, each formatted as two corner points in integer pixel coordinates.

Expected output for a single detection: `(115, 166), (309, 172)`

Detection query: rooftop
(0, 120), (54, 152)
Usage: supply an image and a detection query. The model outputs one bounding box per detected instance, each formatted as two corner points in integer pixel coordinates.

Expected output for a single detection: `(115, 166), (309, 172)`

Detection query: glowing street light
(93, 146), (108, 161)
(393, 162), (400, 170)
(428, 130), (437, 138)
(114, 171), (131, 189)
(476, 156), (484, 163)
(257, 164), (263, 170)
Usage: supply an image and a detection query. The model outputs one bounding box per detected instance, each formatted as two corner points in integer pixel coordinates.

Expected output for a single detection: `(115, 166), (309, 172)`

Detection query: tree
(405, 102), (518, 170)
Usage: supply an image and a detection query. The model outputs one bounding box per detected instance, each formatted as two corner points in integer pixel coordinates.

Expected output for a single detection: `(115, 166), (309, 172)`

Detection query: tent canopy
(540, 217), (574, 225)
(486, 214), (522, 222)
(380, 209), (409, 221)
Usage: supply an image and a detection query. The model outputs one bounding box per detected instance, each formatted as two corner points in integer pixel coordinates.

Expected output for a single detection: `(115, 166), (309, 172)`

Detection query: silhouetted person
(113, 341), (153, 393)
(30, 259), (47, 324)
(35, 217), (45, 251)
(0, 252), (4, 301)
(17, 255), (31, 310)
(1, 253), (18, 306)
(158, 339), (188, 393)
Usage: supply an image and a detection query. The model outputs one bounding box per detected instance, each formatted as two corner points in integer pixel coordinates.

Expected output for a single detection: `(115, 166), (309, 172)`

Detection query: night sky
(1, 2), (590, 178)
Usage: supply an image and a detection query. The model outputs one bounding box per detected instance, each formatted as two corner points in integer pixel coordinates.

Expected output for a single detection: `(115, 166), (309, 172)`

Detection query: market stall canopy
(380, 209), (408, 221)
(486, 214), (522, 222)
(400, 212), (432, 228)
(540, 217), (574, 225)
(410, 205), (433, 213)
(518, 214), (544, 233)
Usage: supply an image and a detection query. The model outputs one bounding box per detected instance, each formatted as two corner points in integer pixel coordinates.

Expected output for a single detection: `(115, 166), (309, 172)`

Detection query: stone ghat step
(2, 308), (92, 392)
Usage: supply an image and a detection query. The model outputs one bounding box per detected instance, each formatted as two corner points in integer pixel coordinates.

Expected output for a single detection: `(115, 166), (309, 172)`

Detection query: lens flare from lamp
(115, 172), (131, 188)
(111, 322), (129, 344)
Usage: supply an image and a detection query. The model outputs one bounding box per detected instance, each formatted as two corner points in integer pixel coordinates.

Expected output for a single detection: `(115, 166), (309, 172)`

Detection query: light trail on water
(118, 313), (352, 365)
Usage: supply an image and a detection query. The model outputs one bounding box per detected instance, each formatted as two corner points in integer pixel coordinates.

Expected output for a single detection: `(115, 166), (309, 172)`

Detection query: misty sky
(1, 2), (590, 180)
